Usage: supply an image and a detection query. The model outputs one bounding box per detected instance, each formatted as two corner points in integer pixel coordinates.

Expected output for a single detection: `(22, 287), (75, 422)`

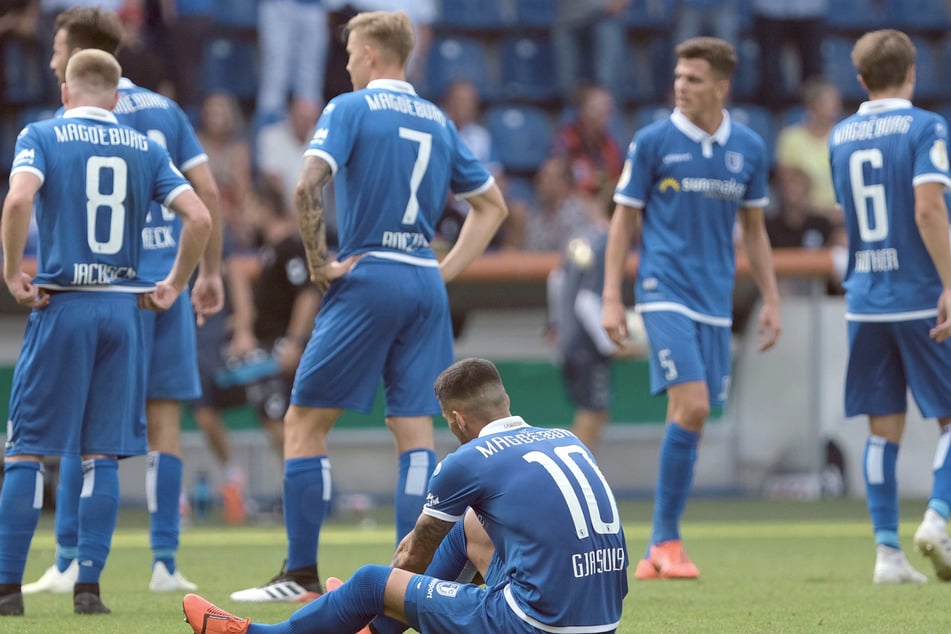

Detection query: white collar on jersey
(118, 77), (136, 89)
(478, 416), (529, 437)
(366, 78), (417, 94)
(857, 98), (913, 115)
(671, 108), (732, 145)
(63, 106), (118, 124)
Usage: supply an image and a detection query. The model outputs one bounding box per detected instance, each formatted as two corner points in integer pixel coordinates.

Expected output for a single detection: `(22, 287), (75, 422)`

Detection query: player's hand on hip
(5, 272), (50, 308)
(310, 255), (361, 293)
(140, 281), (181, 312)
(601, 297), (628, 345)
(757, 301), (782, 352)
(191, 273), (225, 326)
(930, 289), (951, 343)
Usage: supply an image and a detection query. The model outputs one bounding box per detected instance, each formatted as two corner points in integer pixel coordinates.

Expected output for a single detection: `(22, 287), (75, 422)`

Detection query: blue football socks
(864, 435), (900, 549)
(77, 458), (119, 584)
(650, 422), (700, 548)
(929, 425), (951, 520)
(147, 451), (182, 574)
(0, 461), (43, 584)
(395, 449), (435, 542)
(55, 454), (83, 572)
(284, 456), (330, 571)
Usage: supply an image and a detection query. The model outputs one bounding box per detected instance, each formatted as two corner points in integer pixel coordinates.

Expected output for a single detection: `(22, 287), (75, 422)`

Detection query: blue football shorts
(640, 309), (732, 407)
(404, 576), (547, 634)
(140, 288), (200, 401)
(291, 257), (454, 416)
(846, 318), (951, 418)
(5, 292), (147, 457)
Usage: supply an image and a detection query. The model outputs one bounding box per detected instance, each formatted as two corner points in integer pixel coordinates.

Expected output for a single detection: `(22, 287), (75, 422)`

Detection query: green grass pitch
(10, 498), (948, 633)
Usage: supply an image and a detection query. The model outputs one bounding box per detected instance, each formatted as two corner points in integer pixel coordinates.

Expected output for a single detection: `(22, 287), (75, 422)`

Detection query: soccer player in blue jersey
(828, 29), (951, 584)
(21, 7), (224, 596)
(184, 357), (628, 634)
(229, 10), (508, 603)
(0, 50), (211, 617)
(602, 37), (782, 579)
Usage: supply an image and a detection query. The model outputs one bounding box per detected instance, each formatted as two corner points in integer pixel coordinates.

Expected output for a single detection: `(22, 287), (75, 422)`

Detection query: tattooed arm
(294, 155), (359, 292)
(391, 513), (456, 573)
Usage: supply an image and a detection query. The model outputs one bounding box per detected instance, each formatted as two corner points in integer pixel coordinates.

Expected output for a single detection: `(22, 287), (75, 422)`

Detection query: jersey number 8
(86, 156), (128, 255)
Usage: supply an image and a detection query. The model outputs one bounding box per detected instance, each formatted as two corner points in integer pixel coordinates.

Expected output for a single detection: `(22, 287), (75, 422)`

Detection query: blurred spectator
(775, 76), (842, 222)
(752, 0), (827, 107)
(115, 1), (173, 96)
(256, 97), (337, 245)
(766, 166), (845, 295)
(196, 91), (253, 246)
(552, 0), (630, 106)
(1, 0), (44, 105)
(322, 0), (436, 100)
(521, 155), (598, 252)
(156, 0), (213, 113)
(255, 0), (328, 123)
(554, 84), (624, 207)
(674, 0), (740, 48)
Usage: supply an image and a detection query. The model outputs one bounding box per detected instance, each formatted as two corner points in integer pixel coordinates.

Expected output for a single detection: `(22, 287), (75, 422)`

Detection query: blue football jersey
(304, 79), (493, 261)
(9, 107), (192, 291)
(829, 98), (951, 319)
(614, 110), (769, 323)
(113, 79), (208, 282)
(423, 417), (628, 632)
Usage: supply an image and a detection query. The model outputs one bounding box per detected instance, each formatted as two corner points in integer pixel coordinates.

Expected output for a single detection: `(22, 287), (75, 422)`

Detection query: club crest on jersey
(725, 151), (743, 174)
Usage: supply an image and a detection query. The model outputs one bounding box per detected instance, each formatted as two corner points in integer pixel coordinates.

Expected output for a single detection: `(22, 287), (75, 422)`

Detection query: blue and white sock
(77, 458), (119, 584)
(248, 564), (390, 634)
(55, 455), (83, 572)
(0, 461), (43, 584)
(650, 422), (699, 548)
(395, 449), (435, 542)
(284, 456), (330, 571)
(864, 435), (900, 549)
(928, 425), (951, 520)
(147, 451), (182, 573)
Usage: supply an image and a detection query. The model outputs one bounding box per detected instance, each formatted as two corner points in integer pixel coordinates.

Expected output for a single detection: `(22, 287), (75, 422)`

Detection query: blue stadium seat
(618, 36), (673, 105)
(435, 0), (505, 30)
(825, 0), (889, 30)
(729, 104), (777, 161)
(423, 37), (494, 101)
(513, 0), (556, 27)
(625, 0), (675, 30)
(731, 38), (760, 102)
(2, 39), (49, 106)
(485, 105), (553, 173)
(888, 0), (951, 30)
(822, 37), (864, 102)
(213, 0), (257, 30)
(631, 105), (672, 135)
(201, 37), (259, 102)
(911, 37), (945, 101)
(499, 36), (558, 103)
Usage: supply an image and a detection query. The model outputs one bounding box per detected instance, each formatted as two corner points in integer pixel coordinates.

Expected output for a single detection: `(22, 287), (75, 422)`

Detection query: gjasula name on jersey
(572, 547), (626, 578)
(72, 262), (137, 285)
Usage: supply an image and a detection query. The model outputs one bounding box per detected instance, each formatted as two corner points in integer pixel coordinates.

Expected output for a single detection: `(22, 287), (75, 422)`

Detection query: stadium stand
(201, 37), (260, 106)
(485, 104), (553, 173)
(212, 0), (259, 32)
(423, 36), (495, 102)
(513, 0), (557, 28)
(499, 36), (559, 104)
(434, 0), (506, 31)
(729, 104), (777, 162)
(1, 39), (49, 107)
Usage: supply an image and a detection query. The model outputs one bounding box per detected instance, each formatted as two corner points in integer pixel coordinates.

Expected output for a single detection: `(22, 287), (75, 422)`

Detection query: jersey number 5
(398, 127), (432, 225)
(86, 156), (128, 255)
(524, 445), (621, 539)
(849, 148), (888, 242)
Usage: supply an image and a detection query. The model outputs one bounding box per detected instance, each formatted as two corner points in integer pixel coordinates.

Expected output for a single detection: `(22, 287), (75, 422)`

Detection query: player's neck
(367, 68), (407, 85)
(685, 109), (723, 136)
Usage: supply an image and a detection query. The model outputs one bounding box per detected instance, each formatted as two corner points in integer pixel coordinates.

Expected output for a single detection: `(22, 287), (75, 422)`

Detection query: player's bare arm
(438, 183), (508, 283)
(1, 172), (49, 308)
(186, 162), (225, 324)
(142, 189), (212, 312)
(738, 206), (782, 351)
(602, 203), (641, 344)
(913, 181), (951, 341)
(391, 513), (455, 573)
(295, 155), (359, 292)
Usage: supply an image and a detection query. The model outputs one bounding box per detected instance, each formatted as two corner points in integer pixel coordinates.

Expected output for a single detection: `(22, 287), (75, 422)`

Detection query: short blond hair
(65, 48), (121, 96)
(345, 10), (415, 68)
(851, 29), (915, 93)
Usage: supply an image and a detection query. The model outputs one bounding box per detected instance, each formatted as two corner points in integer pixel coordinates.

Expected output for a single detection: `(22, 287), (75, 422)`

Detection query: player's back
(12, 109), (186, 290)
(308, 79), (491, 260)
(829, 100), (951, 316)
(446, 421), (628, 628)
(114, 79), (207, 281)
